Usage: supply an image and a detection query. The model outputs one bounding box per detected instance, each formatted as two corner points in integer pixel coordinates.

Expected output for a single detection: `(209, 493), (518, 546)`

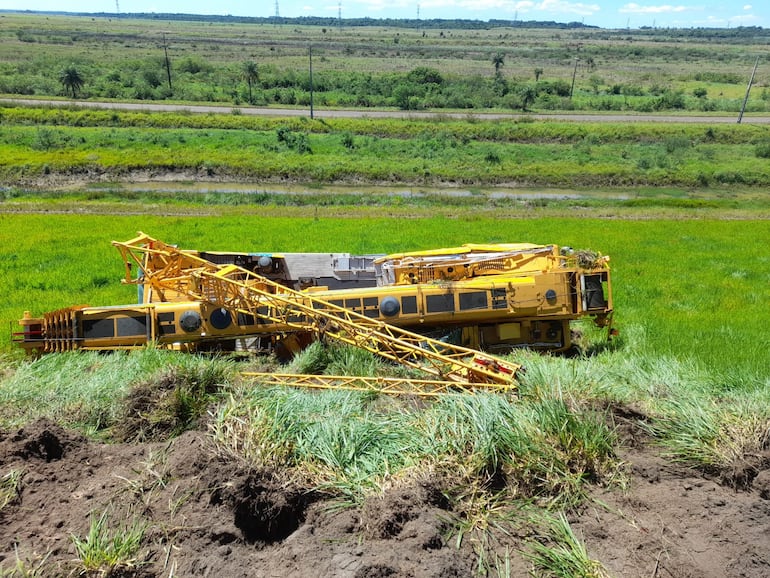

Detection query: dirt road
(3, 97), (769, 124)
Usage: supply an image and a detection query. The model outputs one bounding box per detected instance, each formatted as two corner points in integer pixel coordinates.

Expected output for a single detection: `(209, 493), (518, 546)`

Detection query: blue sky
(3, 1), (766, 30)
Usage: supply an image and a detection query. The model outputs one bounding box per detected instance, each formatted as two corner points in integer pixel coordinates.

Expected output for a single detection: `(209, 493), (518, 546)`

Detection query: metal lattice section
(114, 234), (521, 388)
(114, 232), (210, 302)
(241, 373), (515, 396)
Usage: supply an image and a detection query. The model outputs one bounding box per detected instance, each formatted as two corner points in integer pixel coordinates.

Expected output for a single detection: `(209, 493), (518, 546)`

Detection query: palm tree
(492, 52), (505, 77)
(59, 65), (84, 99)
(519, 84), (537, 111)
(242, 61), (259, 104)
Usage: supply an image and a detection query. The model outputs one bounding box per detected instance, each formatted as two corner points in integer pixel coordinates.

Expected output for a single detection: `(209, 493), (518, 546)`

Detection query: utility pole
(570, 58), (579, 100)
(275, 0), (279, 17)
(162, 32), (172, 92)
(738, 56), (760, 124)
(309, 45), (314, 120)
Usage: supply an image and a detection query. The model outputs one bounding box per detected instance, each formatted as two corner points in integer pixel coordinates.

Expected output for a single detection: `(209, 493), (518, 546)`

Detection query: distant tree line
(13, 10), (598, 30)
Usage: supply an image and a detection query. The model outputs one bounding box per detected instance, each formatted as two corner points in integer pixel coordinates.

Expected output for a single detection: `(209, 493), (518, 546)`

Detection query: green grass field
(2, 213), (768, 387)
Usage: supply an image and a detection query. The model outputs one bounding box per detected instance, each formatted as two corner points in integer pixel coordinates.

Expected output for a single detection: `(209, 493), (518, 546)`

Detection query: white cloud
(692, 12), (758, 26)
(619, 3), (689, 15)
(533, 0), (600, 16)
(414, 0), (599, 16)
(728, 13), (760, 24)
(743, 4), (752, 10)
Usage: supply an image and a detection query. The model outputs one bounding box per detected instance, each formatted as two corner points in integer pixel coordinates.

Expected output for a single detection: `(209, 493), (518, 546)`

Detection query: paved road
(3, 97), (769, 124)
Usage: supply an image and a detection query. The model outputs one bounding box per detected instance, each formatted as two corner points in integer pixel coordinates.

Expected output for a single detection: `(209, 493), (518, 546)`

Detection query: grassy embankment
(4, 106), (770, 197)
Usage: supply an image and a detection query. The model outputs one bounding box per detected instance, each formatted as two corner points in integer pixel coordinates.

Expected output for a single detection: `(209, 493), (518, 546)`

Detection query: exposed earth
(1, 412), (769, 577)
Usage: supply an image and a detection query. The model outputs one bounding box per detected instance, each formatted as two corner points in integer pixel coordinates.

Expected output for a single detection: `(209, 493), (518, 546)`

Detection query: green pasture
(5, 106), (770, 190)
(1, 13), (769, 113)
(1, 213), (768, 386)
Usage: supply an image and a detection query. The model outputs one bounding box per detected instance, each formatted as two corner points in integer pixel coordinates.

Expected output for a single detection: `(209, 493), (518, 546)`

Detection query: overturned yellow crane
(15, 233), (613, 394)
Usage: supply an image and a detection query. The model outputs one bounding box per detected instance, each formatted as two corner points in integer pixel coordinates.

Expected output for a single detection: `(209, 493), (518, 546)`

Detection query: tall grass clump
(211, 386), (415, 503)
(287, 341), (396, 377)
(212, 382), (620, 507)
(0, 349), (235, 434)
(643, 391), (770, 481)
(112, 351), (236, 442)
(0, 469), (23, 512)
(515, 345), (770, 481)
(525, 512), (610, 578)
(416, 394), (618, 506)
(71, 511), (146, 576)
(286, 340), (331, 375)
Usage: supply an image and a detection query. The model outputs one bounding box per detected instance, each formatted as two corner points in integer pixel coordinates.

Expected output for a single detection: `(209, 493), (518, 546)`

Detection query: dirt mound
(113, 367), (221, 443)
(572, 405), (770, 577)
(1, 418), (770, 577)
(576, 444), (770, 577)
(0, 418), (87, 463)
(720, 450), (770, 491)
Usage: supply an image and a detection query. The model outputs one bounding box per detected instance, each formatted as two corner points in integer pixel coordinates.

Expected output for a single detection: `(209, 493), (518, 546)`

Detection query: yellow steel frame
(242, 372), (516, 396)
(114, 233), (521, 387)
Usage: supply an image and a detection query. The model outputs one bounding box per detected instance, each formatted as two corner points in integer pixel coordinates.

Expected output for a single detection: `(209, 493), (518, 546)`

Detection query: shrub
(664, 136), (691, 153)
(340, 131), (355, 150)
(276, 126), (312, 154)
(177, 57), (212, 74)
(407, 67), (444, 85)
(142, 69), (162, 88)
(694, 71), (742, 84)
(484, 149), (501, 164)
(755, 140), (770, 159)
(654, 90), (686, 110)
(393, 83), (423, 110)
(537, 80), (572, 97)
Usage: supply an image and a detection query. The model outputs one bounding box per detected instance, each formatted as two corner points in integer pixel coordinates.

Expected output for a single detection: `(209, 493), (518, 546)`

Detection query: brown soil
(1, 417), (769, 578)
